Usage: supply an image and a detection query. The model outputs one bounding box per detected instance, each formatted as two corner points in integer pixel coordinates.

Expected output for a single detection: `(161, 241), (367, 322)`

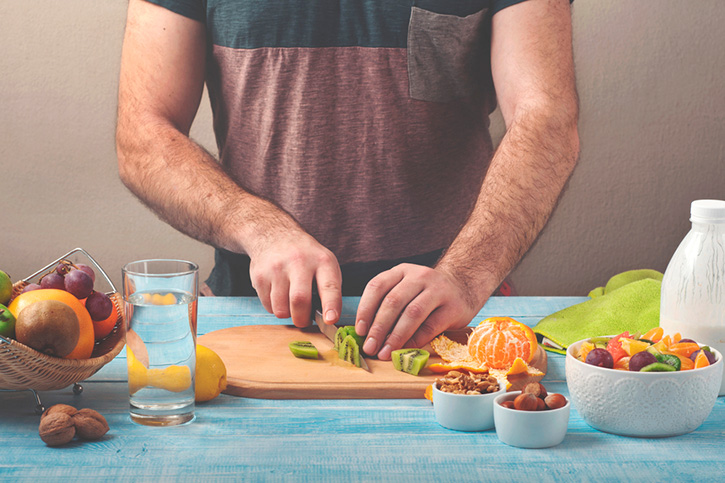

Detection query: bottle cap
(691, 199), (725, 223)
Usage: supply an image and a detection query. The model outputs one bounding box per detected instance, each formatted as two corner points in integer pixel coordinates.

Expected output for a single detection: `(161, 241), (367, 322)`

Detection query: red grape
(22, 283), (42, 293)
(86, 291), (113, 321)
(55, 262), (70, 276)
(629, 351), (658, 371)
(584, 348), (614, 368)
(40, 272), (65, 290)
(75, 264), (96, 284)
(64, 269), (93, 299)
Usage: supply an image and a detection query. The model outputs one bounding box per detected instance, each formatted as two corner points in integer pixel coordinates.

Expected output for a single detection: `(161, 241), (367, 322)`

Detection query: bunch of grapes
(24, 260), (113, 322)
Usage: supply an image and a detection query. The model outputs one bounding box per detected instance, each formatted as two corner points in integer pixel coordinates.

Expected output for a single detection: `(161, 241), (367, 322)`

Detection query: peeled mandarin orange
(643, 327), (664, 343)
(467, 317), (538, 369)
(8, 289), (94, 359)
(694, 350), (711, 369)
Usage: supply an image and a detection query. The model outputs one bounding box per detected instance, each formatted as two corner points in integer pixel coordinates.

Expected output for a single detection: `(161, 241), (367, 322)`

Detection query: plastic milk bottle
(660, 200), (725, 395)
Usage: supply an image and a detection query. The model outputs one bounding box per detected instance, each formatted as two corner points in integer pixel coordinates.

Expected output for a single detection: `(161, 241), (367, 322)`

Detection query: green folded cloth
(534, 269), (663, 354)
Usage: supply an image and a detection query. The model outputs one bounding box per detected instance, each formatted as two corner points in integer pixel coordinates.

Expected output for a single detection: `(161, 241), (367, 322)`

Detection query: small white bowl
(566, 338), (723, 437)
(432, 383), (506, 431)
(493, 391), (570, 448)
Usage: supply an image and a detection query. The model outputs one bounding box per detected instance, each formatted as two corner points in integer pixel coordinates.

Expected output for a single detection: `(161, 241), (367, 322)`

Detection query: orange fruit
(467, 317), (538, 369)
(642, 327), (664, 342)
(666, 342), (700, 358)
(87, 298), (119, 341)
(694, 350), (711, 369)
(8, 289), (94, 359)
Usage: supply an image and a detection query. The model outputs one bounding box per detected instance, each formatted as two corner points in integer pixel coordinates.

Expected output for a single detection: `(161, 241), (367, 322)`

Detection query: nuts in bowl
(432, 371), (505, 431)
(566, 331), (723, 437)
(493, 382), (570, 449)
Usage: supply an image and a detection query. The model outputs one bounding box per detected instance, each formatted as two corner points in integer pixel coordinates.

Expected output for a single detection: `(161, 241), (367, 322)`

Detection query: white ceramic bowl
(493, 391), (570, 448)
(566, 338), (723, 437)
(432, 383), (506, 431)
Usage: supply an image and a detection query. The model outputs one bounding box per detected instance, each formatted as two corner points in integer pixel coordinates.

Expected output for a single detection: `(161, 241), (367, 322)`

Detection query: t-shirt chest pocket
(407, 6), (490, 102)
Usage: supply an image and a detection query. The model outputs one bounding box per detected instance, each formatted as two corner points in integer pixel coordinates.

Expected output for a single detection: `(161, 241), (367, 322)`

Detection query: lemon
(0, 270), (12, 306)
(195, 345), (227, 402)
(127, 347), (149, 395)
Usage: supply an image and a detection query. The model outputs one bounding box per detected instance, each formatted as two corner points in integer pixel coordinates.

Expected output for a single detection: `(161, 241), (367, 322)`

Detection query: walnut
(436, 371), (500, 395)
(41, 403), (78, 420)
(72, 408), (109, 440)
(39, 413), (76, 446)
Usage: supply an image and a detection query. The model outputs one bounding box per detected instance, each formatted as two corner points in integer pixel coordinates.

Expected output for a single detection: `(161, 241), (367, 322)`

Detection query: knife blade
(313, 308), (371, 372)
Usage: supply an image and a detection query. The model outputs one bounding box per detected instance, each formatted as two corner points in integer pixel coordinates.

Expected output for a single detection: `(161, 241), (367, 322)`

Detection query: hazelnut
(42, 404), (78, 420)
(72, 408), (110, 440)
(544, 393), (567, 410)
(500, 400), (515, 409)
(513, 392), (539, 411)
(39, 412), (76, 446)
(535, 397), (547, 411)
(522, 382), (548, 400)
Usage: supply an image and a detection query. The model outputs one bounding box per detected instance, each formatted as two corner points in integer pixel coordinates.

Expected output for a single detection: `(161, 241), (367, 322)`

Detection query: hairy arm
(116, 0), (342, 324)
(437, 0), (580, 306)
(356, 0), (579, 359)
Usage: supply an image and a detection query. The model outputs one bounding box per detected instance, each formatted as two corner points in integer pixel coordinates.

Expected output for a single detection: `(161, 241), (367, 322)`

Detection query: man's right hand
(248, 230), (342, 328)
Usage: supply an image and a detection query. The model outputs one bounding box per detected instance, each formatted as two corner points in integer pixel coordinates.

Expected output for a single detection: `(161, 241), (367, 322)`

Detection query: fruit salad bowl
(0, 248), (126, 392)
(565, 337), (722, 437)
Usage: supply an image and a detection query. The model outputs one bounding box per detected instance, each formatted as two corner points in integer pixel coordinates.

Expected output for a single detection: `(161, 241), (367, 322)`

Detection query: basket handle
(21, 248), (118, 294)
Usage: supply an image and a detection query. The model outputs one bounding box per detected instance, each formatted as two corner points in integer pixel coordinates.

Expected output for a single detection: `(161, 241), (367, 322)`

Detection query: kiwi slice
(289, 341), (319, 359)
(391, 348), (430, 376)
(338, 334), (361, 367)
(334, 326), (363, 350)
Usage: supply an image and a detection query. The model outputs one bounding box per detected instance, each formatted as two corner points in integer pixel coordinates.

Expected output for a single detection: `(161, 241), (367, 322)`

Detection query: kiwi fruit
(15, 299), (80, 358)
(289, 341), (319, 359)
(391, 348), (430, 376)
(338, 334), (361, 367)
(334, 326), (363, 350)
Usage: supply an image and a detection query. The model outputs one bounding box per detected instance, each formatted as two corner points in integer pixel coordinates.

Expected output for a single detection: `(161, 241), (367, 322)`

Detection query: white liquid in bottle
(660, 200), (725, 395)
(660, 200), (725, 396)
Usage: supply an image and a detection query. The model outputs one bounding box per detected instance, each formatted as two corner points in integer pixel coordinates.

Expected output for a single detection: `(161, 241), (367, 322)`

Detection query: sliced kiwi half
(391, 348), (430, 376)
(289, 341), (319, 359)
(334, 326), (363, 350)
(338, 334), (361, 367)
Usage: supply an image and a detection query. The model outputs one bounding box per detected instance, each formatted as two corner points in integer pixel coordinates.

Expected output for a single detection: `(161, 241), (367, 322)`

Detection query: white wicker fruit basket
(0, 248), (126, 391)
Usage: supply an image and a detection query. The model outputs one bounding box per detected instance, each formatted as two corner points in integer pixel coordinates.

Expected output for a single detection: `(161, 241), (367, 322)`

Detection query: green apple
(0, 303), (16, 338)
(0, 270), (11, 306)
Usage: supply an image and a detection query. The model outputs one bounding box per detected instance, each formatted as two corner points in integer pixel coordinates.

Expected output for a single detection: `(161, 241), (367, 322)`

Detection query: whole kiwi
(15, 299), (80, 357)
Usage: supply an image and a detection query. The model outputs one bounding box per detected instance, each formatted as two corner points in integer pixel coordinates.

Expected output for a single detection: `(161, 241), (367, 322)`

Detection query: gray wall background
(2, 1), (724, 297)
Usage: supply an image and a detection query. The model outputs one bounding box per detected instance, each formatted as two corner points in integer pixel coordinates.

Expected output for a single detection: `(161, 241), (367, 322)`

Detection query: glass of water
(122, 259), (198, 426)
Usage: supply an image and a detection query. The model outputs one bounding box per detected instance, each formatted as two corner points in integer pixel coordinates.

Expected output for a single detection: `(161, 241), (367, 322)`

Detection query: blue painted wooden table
(2, 297), (724, 481)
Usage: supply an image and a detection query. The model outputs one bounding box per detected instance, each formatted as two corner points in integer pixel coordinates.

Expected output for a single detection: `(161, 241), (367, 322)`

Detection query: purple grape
(86, 291), (113, 321)
(691, 349), (716, 365)
(75, 264), (96, 284)
(40, 272), (65, 290)
(629, 351), (658, 371)
(64, 269), (93, 299)
(585, 348), (614, 368)
(679, 338), (697, 344)
(55, 262), (70, 276)
(22, 283), (42, 293)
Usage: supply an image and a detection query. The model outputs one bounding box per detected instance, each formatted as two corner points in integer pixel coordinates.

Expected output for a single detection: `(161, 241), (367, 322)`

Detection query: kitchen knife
(313, 305), (371, 372)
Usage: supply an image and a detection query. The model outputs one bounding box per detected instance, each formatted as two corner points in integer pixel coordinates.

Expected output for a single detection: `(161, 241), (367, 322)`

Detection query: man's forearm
(116, 120), (301, 257)
(436, 105), (580, 308)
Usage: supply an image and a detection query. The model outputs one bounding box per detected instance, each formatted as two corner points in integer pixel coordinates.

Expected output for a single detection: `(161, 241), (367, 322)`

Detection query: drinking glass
(122, 259), (198, 426)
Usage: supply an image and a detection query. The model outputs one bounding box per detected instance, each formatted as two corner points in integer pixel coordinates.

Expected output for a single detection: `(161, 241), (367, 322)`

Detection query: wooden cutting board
(198, 325), (546, 399)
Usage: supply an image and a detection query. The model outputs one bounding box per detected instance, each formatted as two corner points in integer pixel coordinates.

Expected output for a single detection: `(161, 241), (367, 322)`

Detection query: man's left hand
(354, 264), (480, 360)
